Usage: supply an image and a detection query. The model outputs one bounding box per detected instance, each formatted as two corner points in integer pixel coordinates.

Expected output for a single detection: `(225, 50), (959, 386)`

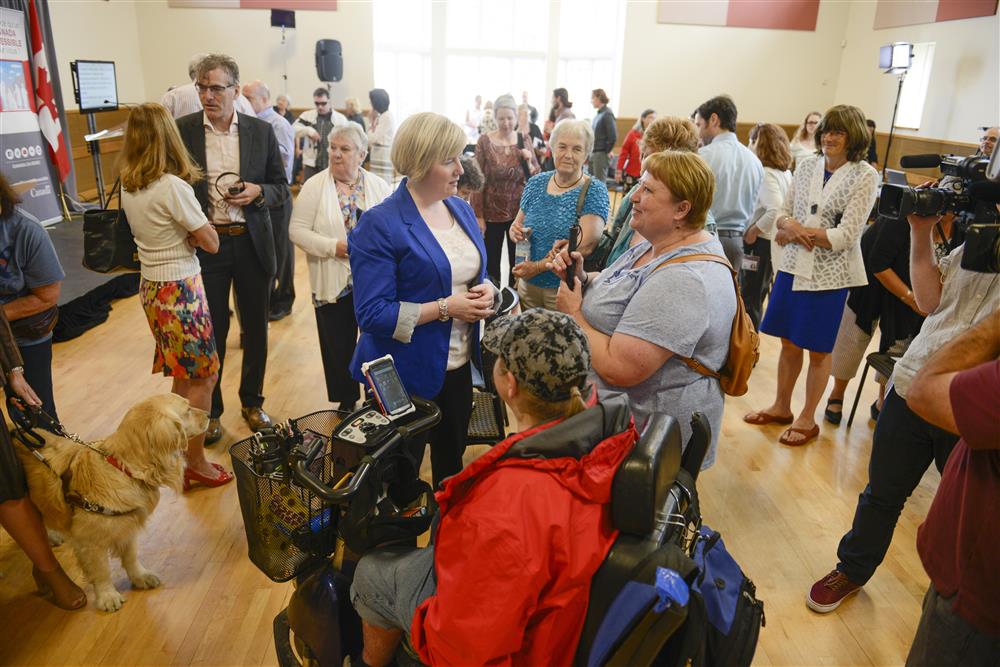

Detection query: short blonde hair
(391, 112), (467, 182)
(642, 116), (699, 156)
(641, 151), (715, 230)
(550, 119), (594, 158)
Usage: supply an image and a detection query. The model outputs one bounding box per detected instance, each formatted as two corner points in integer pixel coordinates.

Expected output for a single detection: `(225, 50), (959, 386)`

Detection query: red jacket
(410, 399), (637, 666)
(616, 128), (643, 178)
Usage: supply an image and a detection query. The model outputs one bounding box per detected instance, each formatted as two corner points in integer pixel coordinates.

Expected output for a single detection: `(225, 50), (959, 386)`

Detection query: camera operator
(903, 307), (1000, 665)
(807, 207), (1000, 613)
(349, 310), (638, 666)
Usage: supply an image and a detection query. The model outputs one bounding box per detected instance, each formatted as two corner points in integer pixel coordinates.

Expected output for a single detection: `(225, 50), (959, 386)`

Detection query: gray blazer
(175, 111), (289, 276)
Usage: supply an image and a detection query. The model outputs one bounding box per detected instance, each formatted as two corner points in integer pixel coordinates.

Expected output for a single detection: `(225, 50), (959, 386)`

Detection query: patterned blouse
(470, 133), (540, 223)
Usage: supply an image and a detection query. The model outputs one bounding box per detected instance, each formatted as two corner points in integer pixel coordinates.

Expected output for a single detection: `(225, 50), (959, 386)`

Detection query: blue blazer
(349, 179), (487, 399)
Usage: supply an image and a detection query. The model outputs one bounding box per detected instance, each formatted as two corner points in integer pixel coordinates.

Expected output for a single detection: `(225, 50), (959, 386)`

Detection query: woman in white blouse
(790, 110), (821, 167)
(367, 88), (396, 186)
(289, 124), (392, 411)
(744, 105), (878, 447)
(119, 103), (231, 490)
(741, 123), (793, 330)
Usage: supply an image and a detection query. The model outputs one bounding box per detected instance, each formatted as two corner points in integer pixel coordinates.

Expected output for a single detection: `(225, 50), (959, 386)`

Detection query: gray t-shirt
(581, 237), (735, 468)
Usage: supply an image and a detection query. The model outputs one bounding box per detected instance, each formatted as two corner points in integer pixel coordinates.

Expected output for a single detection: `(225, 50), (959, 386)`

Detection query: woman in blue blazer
(350, 113), (495, 486)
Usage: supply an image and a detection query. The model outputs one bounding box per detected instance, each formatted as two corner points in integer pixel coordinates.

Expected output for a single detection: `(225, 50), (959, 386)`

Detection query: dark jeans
(836, 388), (958, 585)
(409, 363), (472, 489)
(484, 220), (515, 287)
(740, 237), (773, 330)
(906, 585), (1000, 666)
(270, 198), (295, 314)
(314, 295), (360, 405)
(16, 339), (58, 430)
(201, 233), (273, 418)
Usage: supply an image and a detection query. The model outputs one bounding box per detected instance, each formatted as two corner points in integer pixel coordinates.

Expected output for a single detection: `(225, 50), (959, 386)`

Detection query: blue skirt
(760, 271), (848, 353)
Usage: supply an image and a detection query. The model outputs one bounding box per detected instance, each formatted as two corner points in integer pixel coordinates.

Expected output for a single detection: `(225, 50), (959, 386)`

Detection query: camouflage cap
(482, 308), (591, 401)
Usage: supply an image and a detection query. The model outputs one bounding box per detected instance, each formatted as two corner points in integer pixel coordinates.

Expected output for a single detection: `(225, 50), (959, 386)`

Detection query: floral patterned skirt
(139, 274), (220, 379)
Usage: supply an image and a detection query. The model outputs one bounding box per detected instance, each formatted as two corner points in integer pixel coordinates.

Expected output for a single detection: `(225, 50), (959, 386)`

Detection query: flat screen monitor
(71, 60), (118, 113)
(271, 9), (295, 28)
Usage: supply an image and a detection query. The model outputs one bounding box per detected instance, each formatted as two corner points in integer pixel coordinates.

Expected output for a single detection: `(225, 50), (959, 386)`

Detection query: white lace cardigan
(776, 154), (879, 291)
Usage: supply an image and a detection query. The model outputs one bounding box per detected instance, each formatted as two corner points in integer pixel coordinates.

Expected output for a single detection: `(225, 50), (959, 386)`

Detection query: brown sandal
(779, 425), (820, 447)
(743, 411), (794, 425)
(32, 565), (87, 611)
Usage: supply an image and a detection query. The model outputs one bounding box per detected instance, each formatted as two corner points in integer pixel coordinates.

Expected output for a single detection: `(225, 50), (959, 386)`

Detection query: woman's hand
(7, 370), (41, 409)
(547, 246), (586, 285)
(447, 289), (494, 323)
(335, 240), (348, 259)
(781, 218), (815, 250)
(509, 218), (527, 242)
(556, 272), (584, 316)
(511, 259), (547, 280)
(477, 217), (486, 236)
(520, 147), (533, 162)
(743, 224), (760, 245)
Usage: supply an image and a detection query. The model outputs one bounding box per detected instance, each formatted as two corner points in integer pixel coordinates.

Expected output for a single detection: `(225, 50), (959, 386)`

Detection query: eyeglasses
(315, 100), (330, 107)
(195, 83), (235, 96)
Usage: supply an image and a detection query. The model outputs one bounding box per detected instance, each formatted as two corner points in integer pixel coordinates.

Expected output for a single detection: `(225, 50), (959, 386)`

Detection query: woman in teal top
(510, 119), (609, 310)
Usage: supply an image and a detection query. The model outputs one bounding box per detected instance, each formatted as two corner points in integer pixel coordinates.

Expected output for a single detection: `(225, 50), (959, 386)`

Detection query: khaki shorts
(517, 280), (558, 311)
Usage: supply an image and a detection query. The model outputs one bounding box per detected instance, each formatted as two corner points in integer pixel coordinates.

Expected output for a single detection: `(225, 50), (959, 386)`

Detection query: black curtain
(0, 0), (78, 201)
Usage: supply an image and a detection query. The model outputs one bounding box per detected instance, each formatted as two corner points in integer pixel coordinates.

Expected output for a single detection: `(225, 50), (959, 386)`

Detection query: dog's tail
(12, 438), (74, 533)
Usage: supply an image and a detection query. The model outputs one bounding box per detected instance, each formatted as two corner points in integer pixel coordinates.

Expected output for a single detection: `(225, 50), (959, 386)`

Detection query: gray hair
(494, 94), (517, 115)
(550, 119), (594, 157)
(195, 54), (240, 85)
(329, 123), (368, 155)
(276, 93), (292, 106)
(188, 53), (208, 80)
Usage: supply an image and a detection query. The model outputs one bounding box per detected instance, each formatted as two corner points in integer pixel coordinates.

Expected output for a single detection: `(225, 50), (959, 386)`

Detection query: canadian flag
(27, 0), (70, 183)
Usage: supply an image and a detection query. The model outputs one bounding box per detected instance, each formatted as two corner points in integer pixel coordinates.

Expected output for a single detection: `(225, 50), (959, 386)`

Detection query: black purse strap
(516, 133), (532, 183)
(104, 177), (123, 209)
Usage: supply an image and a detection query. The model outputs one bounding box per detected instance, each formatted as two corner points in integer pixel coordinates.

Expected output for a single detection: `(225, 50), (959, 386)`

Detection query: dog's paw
(130, 570), (161, 590)
(95, 588), (126, 612)
(46, 529), (65, 547)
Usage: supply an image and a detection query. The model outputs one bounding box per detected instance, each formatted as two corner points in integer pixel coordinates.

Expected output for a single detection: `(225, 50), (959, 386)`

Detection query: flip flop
(779, 424), (820, 447)
(743, 411), (795, 425)
(824, 399), (844, 426)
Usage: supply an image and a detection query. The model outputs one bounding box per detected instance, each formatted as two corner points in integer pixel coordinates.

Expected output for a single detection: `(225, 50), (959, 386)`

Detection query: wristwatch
(437, 298), (451, 322)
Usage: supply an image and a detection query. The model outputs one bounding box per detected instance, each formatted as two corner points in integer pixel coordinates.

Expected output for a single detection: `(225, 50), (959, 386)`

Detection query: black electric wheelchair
(230, 376), (711, 667)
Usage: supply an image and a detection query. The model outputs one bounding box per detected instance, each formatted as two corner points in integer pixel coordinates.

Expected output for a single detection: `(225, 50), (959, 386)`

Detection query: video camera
(878, 147), (1000, 273)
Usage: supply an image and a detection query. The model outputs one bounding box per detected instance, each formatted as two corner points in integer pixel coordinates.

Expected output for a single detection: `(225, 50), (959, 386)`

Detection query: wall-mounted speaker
(315, 39), (343, 83)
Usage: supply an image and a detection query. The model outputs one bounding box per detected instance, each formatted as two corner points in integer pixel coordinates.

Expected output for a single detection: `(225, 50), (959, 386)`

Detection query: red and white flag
(27, 0), (70, 183)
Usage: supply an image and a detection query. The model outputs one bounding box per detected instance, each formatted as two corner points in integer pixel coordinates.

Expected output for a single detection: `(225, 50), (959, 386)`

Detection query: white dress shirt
(202, 112), (245, 225)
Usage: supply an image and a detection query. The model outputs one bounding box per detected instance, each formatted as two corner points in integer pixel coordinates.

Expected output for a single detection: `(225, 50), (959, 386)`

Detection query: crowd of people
(0, 48), (997, 665)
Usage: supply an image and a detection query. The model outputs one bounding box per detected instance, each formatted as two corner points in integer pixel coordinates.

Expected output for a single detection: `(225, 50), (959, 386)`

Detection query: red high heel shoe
(183, 463), (234, 491)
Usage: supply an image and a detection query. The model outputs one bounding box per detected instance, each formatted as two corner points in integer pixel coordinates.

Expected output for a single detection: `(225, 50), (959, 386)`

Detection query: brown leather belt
(213, 223), (248, 237)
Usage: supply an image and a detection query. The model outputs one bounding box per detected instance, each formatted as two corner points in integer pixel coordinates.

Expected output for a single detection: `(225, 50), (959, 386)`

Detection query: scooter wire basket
(230, 409), (362, 583)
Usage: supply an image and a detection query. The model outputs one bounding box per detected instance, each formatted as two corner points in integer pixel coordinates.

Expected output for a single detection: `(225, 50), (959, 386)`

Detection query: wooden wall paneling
(66, 109), (130, 202)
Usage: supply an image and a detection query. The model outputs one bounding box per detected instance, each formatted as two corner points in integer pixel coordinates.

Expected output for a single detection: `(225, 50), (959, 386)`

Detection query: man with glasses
(175, 54), (289, 443)
(161, 52), (256, 120)
(292, 86), (349, 180)
(977, 126), (998, 157)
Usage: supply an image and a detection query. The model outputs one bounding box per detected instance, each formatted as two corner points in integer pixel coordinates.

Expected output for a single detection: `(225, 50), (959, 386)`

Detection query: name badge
(742, 255), (760, 272)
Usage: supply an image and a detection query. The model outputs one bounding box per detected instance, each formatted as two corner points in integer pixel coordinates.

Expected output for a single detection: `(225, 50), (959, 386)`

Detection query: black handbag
(82, 179), (140, 273)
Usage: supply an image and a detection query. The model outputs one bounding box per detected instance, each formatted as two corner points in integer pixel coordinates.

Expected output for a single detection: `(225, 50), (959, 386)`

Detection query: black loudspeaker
(315, 40), (343, 82)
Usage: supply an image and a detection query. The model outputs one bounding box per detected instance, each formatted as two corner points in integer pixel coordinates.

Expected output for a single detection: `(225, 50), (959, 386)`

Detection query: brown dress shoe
(205, 418), (223, 445)
(241, 406), (272, 432)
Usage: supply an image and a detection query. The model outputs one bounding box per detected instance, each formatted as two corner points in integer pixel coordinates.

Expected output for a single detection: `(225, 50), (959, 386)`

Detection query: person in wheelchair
(350, 308), (639, 666)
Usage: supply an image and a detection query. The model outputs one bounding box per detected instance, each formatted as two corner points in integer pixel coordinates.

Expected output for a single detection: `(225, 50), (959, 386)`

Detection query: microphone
(899, 154), (942, 169)
(969, 181), (1000, 204)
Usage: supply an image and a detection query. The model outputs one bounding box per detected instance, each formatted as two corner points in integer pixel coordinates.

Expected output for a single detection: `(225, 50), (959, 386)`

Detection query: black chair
(574, 412), (711, 666)
(847, 352), (897, 426)
(467, 287), (519, 446)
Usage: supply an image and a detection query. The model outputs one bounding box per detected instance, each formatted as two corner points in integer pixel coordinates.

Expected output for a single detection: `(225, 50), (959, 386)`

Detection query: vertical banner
(0, 7), (61, 224)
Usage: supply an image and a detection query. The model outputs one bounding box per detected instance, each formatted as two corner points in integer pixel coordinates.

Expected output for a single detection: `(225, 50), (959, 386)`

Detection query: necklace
(553, 172), (584, 190)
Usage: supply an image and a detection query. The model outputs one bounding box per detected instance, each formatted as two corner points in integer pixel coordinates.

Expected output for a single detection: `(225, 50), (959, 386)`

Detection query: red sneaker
(807, 570), (862, 613)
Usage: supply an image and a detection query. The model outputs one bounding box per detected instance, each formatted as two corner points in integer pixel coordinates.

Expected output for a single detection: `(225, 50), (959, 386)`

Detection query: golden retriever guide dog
(16, 393), (208, 612)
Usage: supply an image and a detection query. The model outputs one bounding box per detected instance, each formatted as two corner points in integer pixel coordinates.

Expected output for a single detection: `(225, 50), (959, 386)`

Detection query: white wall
(617, 1), (851, 125)
(49, 0), (148, 105)
(833, 2), (998, 143)
(132, 0), (373, 108)
(49, 0), (374, 111)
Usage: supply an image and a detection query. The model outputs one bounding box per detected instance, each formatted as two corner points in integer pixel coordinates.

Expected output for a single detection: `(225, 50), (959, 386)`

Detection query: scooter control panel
(333, 409), (393, 446)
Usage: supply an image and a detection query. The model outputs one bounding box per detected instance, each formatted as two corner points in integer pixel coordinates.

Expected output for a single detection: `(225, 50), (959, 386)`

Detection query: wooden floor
(0, 247), (938, 667)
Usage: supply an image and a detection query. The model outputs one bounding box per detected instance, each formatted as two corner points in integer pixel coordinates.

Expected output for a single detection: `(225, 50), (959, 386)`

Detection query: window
(894, 42), (935, 130)
(372, 0), (623, 128)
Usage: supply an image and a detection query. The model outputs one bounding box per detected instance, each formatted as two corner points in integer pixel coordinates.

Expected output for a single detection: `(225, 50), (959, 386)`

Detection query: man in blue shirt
(243, 80), (296, 320)
(694, 95), (763, 273)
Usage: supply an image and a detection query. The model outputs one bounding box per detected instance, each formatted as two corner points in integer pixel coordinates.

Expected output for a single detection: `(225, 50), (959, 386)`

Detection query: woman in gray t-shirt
(550, 151), (736, 468)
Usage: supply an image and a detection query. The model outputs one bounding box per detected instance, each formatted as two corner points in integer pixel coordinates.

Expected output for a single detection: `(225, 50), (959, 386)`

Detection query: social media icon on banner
(27, 146), (36, 157)
(13, 148), (21, 159)
(4, 150), (11, 160)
